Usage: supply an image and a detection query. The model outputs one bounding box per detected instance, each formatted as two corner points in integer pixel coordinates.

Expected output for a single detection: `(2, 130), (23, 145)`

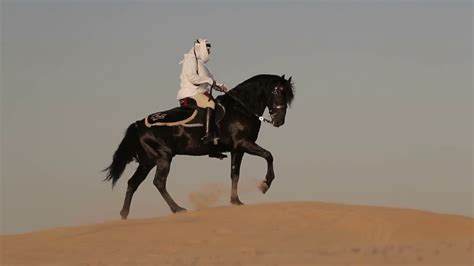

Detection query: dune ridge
(2, 201), (473, 266)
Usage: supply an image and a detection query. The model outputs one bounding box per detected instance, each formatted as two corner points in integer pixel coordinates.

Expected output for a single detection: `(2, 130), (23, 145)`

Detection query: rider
(177, 38), (228, 150)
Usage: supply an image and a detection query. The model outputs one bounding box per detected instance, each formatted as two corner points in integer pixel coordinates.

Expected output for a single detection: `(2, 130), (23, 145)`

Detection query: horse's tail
(103, 122), (140, 187)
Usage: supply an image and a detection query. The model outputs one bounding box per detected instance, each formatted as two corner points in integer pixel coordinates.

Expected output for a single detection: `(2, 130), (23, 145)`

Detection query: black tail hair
(103, 123), (140, 187)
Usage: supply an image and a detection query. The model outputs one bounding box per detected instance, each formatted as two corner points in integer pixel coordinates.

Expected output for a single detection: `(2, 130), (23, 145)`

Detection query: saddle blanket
(144, 107), (198, 127)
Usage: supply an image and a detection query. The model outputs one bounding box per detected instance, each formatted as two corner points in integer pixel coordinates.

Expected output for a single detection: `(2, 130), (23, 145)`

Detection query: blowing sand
(1, 202), (473, 266)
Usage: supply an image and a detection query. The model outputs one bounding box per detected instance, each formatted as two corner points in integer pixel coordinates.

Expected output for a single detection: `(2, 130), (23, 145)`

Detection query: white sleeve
(183, 58), (214, 86)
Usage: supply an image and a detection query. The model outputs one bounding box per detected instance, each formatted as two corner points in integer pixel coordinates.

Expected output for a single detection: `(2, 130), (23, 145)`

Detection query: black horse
(104, 74), (294, 219)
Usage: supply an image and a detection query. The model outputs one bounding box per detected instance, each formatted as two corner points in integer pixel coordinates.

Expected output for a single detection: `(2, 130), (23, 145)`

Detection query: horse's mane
(217, 74), (294, 109)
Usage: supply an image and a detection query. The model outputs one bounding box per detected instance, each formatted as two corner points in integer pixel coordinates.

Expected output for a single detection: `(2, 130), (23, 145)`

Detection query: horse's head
(268, 75), (294, 127)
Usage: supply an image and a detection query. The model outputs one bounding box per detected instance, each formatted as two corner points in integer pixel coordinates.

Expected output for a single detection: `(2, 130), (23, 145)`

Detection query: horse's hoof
(231, 198), (245, 205)
(259, 181), (269, 194)
(120, 210), (128, 220)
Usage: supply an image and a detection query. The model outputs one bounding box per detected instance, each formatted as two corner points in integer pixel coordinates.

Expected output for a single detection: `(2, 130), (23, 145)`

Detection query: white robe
(177, 39), (215, 100)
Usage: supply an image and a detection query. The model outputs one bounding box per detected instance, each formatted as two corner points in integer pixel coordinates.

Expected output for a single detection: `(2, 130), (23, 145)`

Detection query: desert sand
(1, 201), (473, 266)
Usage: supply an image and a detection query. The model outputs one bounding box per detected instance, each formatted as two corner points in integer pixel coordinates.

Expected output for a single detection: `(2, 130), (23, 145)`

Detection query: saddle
(144, 101), (225, 128)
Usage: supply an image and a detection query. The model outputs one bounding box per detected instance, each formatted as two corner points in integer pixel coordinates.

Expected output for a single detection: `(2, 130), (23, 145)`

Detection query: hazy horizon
(1, 0), (472, 234)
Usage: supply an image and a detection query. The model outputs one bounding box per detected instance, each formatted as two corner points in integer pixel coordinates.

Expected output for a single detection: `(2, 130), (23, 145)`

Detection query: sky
(1, 0), (472, 234)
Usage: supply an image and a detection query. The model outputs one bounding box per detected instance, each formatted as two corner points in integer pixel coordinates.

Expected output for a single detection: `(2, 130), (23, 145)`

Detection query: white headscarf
(180, 38), (210, 64)
(193, 38), (210, 63)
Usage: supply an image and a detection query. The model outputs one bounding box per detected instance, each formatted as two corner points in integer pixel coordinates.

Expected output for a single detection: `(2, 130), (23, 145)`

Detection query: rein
(211, 84), (279, 125)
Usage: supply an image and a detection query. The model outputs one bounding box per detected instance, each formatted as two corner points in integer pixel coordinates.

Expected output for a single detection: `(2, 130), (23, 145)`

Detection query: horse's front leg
(240, 141), (274, 194)
(230, 151), (244, 205)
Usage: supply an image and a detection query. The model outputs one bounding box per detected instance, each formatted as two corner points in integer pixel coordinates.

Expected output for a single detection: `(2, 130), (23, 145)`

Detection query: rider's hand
(216, 82), (228, 92)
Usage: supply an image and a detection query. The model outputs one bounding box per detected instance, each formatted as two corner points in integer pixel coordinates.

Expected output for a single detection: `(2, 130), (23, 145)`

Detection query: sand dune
(2, 202), (473, 266)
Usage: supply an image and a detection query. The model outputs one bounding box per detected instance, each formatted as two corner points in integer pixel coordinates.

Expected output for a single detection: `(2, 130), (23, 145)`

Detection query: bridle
(268, 85), (287, 120)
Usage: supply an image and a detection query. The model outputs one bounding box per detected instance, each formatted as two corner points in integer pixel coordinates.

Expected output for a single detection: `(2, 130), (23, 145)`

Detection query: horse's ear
(288, 76), (292, 83)
(281, 74), (285, 80)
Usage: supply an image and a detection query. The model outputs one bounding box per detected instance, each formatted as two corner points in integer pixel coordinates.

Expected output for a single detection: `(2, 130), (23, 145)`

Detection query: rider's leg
(190, 93), (218, 144)
(202, 107), (217, 144)
(190, 93), (227, 159)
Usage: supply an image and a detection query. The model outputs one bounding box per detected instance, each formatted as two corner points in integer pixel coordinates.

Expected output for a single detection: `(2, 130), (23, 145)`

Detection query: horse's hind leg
(153, 156), (186, 213)
(120, 164), (153, 219)
(230, 151), (244, 205)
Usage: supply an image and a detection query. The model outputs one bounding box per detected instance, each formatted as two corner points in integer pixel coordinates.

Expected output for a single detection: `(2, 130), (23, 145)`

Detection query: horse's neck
(222, 87), (267, 116)
(244, 97), (266, 116)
